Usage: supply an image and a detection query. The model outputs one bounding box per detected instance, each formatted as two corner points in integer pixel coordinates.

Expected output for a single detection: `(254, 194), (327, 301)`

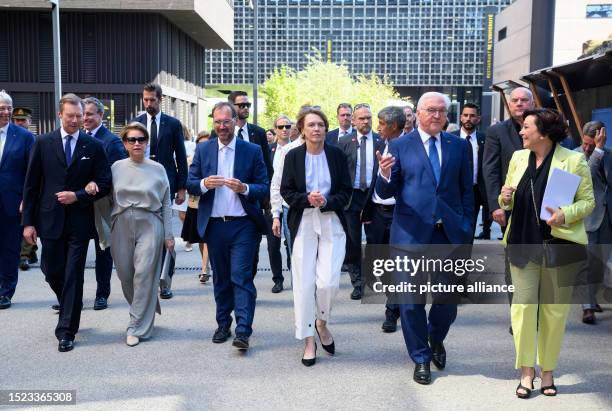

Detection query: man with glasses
(326, 103), (353, 146)
(376, 92), (473, 385)
(0, 91), (35, 310)
(132, 83), (188, 300)
(337, 103), (380, 300)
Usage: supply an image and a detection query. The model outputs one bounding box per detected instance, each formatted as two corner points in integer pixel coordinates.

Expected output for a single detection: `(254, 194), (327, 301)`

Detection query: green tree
(261, 53), (405, 130)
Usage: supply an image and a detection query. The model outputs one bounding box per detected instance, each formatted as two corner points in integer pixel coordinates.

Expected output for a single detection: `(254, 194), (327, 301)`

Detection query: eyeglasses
(125, 136), (148, 144)
(213, 119), (234, 127)
(354, 103), (371, 111)
(235, 103), (252, 109)
(276, 124), (292, 130)
(423, 108), (448, 116)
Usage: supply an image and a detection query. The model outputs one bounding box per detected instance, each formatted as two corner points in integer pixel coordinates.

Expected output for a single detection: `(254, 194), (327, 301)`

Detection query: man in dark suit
(11, 107), (39, 271)
(576, 121), (611, 324)
(187, 102), (269, 351)
(402, 105), (415, 135)
(83, 97), (128, 310)
(325, 103), (353, 146)
(22, 94), (111, 351)
(451, 103), (491, 239)
(225, 91), (272, 279)
(377, 92), (473, 385)
(337, 103), (379, 300)
(0, 92), (36, 309)
(361, 106), (405, 331)
(133, 83), (188, 299)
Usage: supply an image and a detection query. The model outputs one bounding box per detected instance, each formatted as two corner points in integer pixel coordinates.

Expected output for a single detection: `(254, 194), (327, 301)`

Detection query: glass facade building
(206, 0), (513, 105)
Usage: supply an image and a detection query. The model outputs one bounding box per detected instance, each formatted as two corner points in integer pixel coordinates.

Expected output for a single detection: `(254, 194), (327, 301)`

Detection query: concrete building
(207, 0), (512, 113)
(0, 1), (234, 134)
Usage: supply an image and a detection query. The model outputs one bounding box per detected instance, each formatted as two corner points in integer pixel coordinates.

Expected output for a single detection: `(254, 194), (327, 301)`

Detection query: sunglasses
(235, 103), (252, 109)
(276, 124), (292, 130)
(125, 136), (148, 144)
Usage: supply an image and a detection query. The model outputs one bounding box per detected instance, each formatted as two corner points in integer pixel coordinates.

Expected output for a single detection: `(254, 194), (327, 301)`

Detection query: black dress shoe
(594, 304), (603, 313)
(58, 339), (74, 352)
(301, 343), (317, 367)
(93, 297), (108, 310)
(29, 254), (39, 264)
(212, 327), (231, 343)
(474, 232), (491, 240)
(413, 362), (431, 385)
(160, 288), (173, 299)
(582, 309), (596, 324)
(271, 281), (283, 294)
(381, 316), (398, 333)
(232, 335), (249, 350)
(51, 304), (60, 311)
(430, 339), (446, 370)
(19, 258), (30, 271)
(0, 296), (11, 309)
(350, 287), (362, 300)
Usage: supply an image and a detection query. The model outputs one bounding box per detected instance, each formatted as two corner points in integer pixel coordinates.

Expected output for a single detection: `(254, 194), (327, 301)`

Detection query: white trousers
(291, 208), (346, 340)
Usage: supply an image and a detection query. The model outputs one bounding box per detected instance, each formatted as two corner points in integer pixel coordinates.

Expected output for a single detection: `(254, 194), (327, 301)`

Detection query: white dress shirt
(86, 123), (103, 137)
(234, 123), (250, 142)
(337, 126), (353, 140)
(354, 130), (374, 189)
(0, 124), (8, 160)
(145, 111), (161, 159)
(372, 141), (396, 205)
(60, 127), (79, 159)
(460, 128), (478, 185)
(305, 151), (331, 199)
(270, 136), (305, 218)
(200, 137), (249, 217)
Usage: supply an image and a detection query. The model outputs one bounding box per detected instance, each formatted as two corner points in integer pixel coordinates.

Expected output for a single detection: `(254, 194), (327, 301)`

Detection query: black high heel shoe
(301, 343), (317, 367)
(315, 324), (335, 355)
(540, 374), (557, 396)
(515, 375), (535, 399)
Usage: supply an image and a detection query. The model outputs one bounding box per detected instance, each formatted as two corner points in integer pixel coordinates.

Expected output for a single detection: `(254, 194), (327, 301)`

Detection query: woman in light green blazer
(499, 108), (594, 399)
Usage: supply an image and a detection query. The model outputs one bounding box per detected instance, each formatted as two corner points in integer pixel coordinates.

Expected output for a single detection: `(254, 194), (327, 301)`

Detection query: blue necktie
(64, 135), (73, 165)
(428, 136), (441, 185)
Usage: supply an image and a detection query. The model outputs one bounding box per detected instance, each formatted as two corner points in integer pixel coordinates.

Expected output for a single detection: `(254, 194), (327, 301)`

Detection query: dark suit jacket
(0, 124), (35, 217)
(325, 127), (353, 146)
(376, 130), (474, 244)
(482, 119), (523, 211)
(361, 138), (387, 223)
(186, 137), (269, 237)
(576, 146), (612, 232)
(22, 130), (112, 240)
(280, 143), (352, 248)
(133, 112), (188, 197)
(212, 123), (272, 181)
(337, 131), (380, 208)
(451, 129), (487, 196)
(90, 125), (127, 165)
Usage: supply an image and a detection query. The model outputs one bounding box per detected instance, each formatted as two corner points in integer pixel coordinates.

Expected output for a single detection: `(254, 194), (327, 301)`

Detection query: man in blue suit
(325, 103), (353, 146)
(187, 102), (269, 351)
(377, 92), (474, 384)
(83, 97), (127, 310)
(0, 91), (35, 309)
(133, 83), (188, 299)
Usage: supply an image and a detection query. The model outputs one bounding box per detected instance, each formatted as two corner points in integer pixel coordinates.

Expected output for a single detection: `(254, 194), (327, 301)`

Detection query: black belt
(210, 216), (247, 222)
(375, 203), (395, 212)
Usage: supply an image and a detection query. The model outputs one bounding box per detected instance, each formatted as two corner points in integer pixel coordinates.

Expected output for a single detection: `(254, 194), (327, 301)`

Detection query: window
(498, 27), (507, 41)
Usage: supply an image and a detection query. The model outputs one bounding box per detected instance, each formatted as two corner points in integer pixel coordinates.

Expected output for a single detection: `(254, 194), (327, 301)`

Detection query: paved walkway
(3, 226), (612, 410)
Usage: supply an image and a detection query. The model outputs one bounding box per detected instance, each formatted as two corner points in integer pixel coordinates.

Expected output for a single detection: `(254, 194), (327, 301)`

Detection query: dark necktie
(150, 117), (158, 160)
(359, 135), (368, 190)
(237, 128), (246, 141)
(428, 136), (441, 185)
(87, 130), (93, 137)
(64, 135), (73, 165)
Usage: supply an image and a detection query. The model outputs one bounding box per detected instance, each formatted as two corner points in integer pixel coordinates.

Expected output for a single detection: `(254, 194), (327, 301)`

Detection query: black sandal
(199, 273), (210, 284)
(541, 380), (557, 396)
(516, 376), (535, 399)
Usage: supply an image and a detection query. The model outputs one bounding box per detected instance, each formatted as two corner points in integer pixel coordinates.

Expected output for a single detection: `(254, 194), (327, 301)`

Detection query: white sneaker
(126, 335), (140, 347)
(184, 243), (193, 252)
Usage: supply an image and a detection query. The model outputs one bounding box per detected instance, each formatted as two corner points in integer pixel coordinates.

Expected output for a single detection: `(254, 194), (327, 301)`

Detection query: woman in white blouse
(280, 108), (351, 366)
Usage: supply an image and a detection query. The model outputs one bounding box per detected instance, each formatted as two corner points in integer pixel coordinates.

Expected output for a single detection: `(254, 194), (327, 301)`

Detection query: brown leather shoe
(582, 309), (596, 324)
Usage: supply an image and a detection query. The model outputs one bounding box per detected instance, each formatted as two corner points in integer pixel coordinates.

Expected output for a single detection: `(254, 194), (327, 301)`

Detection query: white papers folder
(540, 168), (581, 220)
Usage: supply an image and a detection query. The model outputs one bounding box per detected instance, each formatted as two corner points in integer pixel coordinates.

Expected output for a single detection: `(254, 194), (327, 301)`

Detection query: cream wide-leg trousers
(291, 208), (346, 340)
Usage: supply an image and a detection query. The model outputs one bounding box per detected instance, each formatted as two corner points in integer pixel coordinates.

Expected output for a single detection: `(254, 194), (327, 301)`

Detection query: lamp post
(249, 0), (258, 124)
(50, 0), (62, 128)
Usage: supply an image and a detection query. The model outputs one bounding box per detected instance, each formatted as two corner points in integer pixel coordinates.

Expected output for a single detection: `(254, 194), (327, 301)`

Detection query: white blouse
(305, 151), (331, 199)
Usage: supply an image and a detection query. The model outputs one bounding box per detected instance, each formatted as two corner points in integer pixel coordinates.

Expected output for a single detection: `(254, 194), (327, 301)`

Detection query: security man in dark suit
(451, 103), (491, 239)
(83, 97), (127, 310)
(133, 83), (188, 299)
(11, 107), (39, 271)
(0, 93), (36, 310)
(337, 103), (380, 300)
(325, 103), (353, 146)
(22, 94), (111, 351)
(361, 106), (405, 331)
